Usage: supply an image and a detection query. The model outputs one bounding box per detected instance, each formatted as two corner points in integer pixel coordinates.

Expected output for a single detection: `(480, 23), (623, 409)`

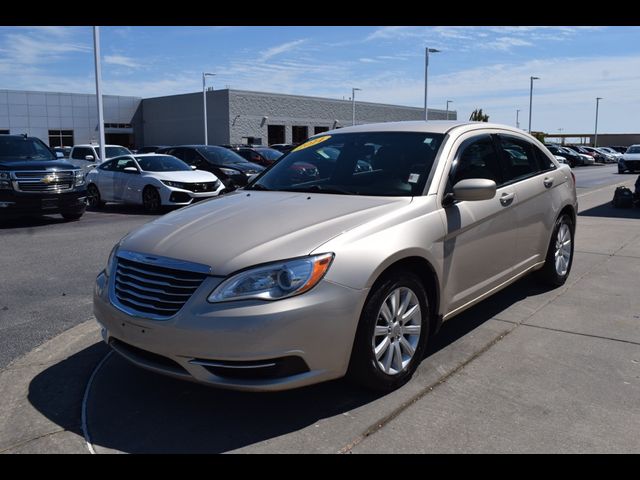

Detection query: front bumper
(94, 271), (368, 391)
(160, 183), (225, 206)
(620, 160), (640, 171)
(0, 188), (86, 216)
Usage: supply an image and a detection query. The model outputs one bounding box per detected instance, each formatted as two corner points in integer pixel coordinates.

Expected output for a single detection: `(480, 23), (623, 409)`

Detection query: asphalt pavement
(1, 164), (638, 453)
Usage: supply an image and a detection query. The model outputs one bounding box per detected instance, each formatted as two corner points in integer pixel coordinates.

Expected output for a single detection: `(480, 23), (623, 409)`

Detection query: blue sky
(1, 26), (639, 134)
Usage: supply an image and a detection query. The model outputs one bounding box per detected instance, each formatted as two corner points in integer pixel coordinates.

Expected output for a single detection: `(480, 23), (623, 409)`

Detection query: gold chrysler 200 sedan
(94, 121), (577, 392)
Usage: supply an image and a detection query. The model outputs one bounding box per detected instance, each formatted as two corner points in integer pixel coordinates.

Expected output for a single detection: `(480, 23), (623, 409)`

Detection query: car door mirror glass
(191, 165), (197, 170)
(452, 178), (497, 201)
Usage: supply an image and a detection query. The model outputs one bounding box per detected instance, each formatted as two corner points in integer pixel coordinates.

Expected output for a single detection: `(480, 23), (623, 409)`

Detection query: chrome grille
(11, 170), (75, 193)
(112, 253), (208, 319)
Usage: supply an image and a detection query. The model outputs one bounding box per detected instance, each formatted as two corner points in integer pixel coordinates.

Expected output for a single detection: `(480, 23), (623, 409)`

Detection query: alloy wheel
(554, 223), (572, 276)
(372, 287), (422, 376)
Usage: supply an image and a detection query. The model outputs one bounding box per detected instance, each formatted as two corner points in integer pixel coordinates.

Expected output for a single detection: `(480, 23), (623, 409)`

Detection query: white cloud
(104, 54), (142, 69)
(260, 39), (306, 61)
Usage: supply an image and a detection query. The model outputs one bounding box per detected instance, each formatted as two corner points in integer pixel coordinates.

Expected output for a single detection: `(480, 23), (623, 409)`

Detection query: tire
(348, 270), (430, 392)
(537, 213), (575, 287)
(61, 211), (83, 221)
(142, 186), (162, 213)
(86, 183), (104, 209)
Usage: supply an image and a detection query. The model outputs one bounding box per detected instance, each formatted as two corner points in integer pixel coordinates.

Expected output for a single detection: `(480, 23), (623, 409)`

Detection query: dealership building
(0, 88), (455, 149)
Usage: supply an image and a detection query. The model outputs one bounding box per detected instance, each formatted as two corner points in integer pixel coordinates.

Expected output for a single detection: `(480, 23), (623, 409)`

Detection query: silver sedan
(94, 121), (577, 392)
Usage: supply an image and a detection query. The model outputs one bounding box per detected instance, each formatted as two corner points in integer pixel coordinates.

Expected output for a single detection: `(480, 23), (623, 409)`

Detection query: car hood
(220, 162), (265, 173)
(142, 170), (218, 182)
(622, 153), (640, 160)
(0, 159), (79, 171)
(119, 190), (412, 275)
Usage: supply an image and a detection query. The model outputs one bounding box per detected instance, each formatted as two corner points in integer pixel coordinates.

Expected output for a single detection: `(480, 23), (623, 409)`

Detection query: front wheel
(61, 211), (83, 221)
(142, 186), (162, 213)
(537, 213), (575, 287)
(87, 183), (104, 209)
(348, 271), (430, 392)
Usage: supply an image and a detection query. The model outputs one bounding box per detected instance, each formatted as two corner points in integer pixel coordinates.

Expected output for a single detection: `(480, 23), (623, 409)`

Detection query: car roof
(319, 120), (530, 137)
(72, 144), (128, 148)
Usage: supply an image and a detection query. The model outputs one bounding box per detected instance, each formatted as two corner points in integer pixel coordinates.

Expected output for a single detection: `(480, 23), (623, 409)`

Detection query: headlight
(104, 244), (119, 277)
(0, 172), (11, 190)
(74, 170), (85, 186)
(219, 168), (239, 176)
(208, 253), (334, 303)
(161, 180), (187, 189)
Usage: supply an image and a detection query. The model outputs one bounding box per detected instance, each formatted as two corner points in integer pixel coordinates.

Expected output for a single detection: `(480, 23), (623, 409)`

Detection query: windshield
(256, 148), (283, 161)
(247, 132), (444, 197)
(135, 155), (191, 172)
(198, 146), (248, 165)
(105, 146), (132, 158)
(627, 146), (640, 154)
(0, 136), (56, 161)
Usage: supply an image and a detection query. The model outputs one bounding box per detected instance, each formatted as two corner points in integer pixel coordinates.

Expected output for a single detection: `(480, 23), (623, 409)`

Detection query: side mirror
(85, 155), (95, 161)
(55, 151), (64, 158)
(124, 167), (139, 174)
(452, 178), (497, 202)
(191, 165), (197, 170)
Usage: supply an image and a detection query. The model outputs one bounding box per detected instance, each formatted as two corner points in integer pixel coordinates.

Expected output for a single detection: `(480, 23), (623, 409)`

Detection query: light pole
(516, 109), (520, 129)
(202, 72), (216, 145)
(352, 87), (361, 126)
(92, 27), (106, 162)
(445, 100), (453, 120)
(594, 97), (603, 147)
(424, 47), (441, 120)
(528, 76), (539, 134)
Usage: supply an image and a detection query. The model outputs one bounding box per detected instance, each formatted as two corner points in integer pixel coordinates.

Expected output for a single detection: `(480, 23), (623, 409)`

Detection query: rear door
(495, 134), (564, 271)
(438, 132), (518, 315)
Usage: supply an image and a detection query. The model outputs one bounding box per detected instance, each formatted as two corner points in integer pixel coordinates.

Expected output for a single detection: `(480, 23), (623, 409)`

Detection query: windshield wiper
(285, 185), (352, 195)
(245, 183), (270, 191)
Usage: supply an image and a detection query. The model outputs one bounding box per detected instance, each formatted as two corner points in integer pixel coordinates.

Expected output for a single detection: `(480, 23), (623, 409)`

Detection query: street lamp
(516, 109), (520, 129)
(528, 76), (540, 134)
(93, 27), (106, 163)
(202, 72), (216, 145)
(446, 100), (453, 120)
(352, 87), (361, 126)
(594, 97), (603, 147)
(424, 47), (441, 120)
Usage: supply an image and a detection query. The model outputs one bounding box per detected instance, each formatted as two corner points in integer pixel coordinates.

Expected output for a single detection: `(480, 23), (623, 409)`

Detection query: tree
(531, 131), (547, 143)
(469, 108), (489, 122)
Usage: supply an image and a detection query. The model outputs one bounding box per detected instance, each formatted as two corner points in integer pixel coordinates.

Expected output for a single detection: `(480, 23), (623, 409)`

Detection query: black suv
(0, 135), (87, 220)
(157, 145), (264, 191)
(222, 145), (284, 167)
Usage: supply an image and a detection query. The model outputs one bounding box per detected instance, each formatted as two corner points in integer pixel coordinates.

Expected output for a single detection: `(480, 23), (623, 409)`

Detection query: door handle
(543, 177), (554, 188)
(500, 192), (515, 206)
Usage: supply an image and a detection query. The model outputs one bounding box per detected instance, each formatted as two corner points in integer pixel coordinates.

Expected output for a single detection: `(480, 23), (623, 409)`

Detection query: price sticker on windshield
(292, 135), (331, 152)
(408, 173), (421, 184)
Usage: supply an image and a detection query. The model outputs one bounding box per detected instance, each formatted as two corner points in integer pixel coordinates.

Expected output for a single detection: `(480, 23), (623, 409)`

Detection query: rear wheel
(348, 270), (430, 392)
(142, 186), (161, 213)
(537, 213), (574, 287)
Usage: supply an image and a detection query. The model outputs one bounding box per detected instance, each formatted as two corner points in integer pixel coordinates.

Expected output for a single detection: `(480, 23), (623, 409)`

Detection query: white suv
(69, 144), (132, 175)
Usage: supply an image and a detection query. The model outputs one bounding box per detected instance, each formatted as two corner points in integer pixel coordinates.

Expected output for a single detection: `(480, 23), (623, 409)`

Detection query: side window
(113, 157), (137, 172)
(450, 135), (502, 186)
(498, 135), (543, 183)
(533, 144), (557, 171)
(72, 147), (88, 160)
(169, 148), (184, 161)
(99, 160), (115, 171)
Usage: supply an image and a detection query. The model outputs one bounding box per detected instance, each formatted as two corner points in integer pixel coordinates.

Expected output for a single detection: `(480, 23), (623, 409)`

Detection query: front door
(438, 133), (518, 316)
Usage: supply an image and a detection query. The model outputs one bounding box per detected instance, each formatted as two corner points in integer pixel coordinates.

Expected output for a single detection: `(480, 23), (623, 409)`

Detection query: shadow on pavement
(578, 199), (640, 219)
(87, 204), (166, 216)
(28, 275), (553, 454)
(0, 214), (70, 230)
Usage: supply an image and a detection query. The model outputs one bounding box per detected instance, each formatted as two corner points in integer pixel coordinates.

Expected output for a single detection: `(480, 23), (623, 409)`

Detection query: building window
(314, 126), (329, 135)
(268, 125), (285, 145)
(242, 136), (262, 146)
(292, 126), (308, 144)
(104, 123), (132, 129)
(48, 129), (74, 148)
(0, 129), (9, 135)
